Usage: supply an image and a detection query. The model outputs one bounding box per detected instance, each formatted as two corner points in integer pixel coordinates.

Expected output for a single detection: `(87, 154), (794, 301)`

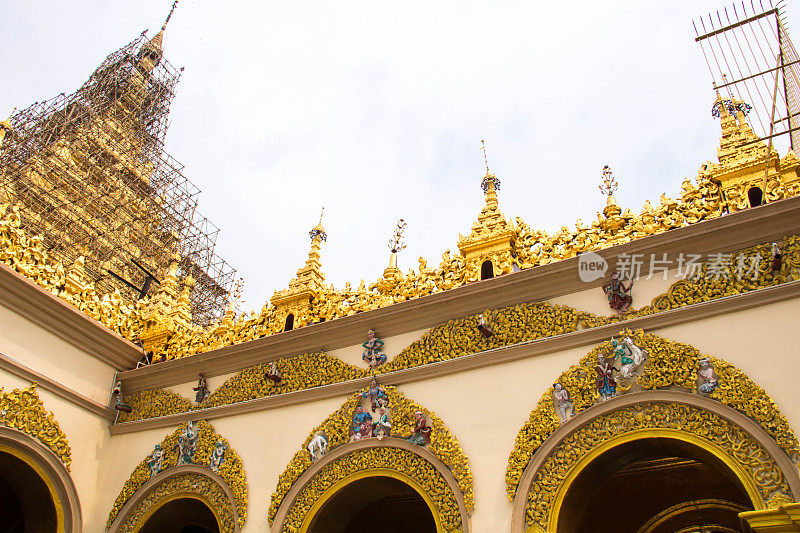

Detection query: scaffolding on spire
(0, 32), (236, 325)
(693, 0), (800, 152)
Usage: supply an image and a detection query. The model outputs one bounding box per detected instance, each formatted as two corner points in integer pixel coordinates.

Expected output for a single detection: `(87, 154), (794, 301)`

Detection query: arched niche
(480, 260), (494, 280)
(272, 438), (470, 533)
(510, 391), (800, 533)
(107, 465), (240, 533)
(0, 426), (82, 532)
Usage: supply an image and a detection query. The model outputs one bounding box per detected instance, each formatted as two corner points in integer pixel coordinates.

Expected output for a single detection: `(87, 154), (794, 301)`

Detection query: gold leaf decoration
(106, 420), (247, 529)
(0, 383), (71, 470)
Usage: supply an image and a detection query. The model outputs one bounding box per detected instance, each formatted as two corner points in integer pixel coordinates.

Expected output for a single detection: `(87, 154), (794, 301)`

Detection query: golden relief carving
(282, 447), (461, 533)
(106, 420), (247, 529)
(0, 383), (71, 470)
(505, 331), (800, 505)
(117, 472), (235, 533)
(269, 386), (472, 526)
(524, 402), (793, 530)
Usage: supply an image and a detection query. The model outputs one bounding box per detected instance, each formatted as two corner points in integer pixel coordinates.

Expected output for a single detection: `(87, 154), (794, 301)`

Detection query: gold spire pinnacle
(310, 206), (326, 242)
(162, 0), (179, 31)
(479, 139), (501, 196)
(481, 139), (490, 176)
(598, 165), (618, 198)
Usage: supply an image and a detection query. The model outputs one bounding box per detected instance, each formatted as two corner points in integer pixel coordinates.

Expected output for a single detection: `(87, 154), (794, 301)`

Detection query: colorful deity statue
(362, 377), (388, 412)
(477, 314), (494, 338)
(595, 354), (617, 401)
(374, 407), (391, 440)
(553, 383), (575, 424)
(351, 405), (374, 441)
(613, 337), (647, 378)
(406, 411), (432, 446)
(146, 444), (164, 478)
(193, 373), (210, 403)
(112, 381), (132, 413)
(602, 272), (634, 313)
(266, 361), (282, 384)
(176, 421), (199, 465)
(209, 440), (227, 473)
(307, 432), (328, 461)
(362, 329), (387, 368)
(696, 357), (719, 394)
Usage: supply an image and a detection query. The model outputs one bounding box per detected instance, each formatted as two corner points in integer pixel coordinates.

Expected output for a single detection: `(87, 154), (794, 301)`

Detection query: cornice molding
(109, 280), (800, 435)
(0, 351), (116, 421)
(0, 263), (143, 369)
(117, 196), (800, 394)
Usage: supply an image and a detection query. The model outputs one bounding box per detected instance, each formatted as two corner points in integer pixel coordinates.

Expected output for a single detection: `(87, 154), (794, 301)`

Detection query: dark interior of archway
(748, 186), (763, 207)
(558, 438), (753, 533)
(139, 497), (219, 533)
(480, 260), (494, 280)
(0, 450), (57, 533)
(308, 475), (436, 533)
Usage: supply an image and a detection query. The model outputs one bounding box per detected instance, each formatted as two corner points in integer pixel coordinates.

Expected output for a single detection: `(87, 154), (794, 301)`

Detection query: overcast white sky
(2, 1), (798, 313)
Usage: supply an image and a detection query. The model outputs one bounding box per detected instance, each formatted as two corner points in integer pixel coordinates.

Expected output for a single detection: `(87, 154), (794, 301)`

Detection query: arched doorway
(307, 475), (436, 533)
(284, 313), (295, 331)
(748, 186), (763, 207)
(0, 448), (58, 532)
(556, 437), (753, 533)
(480, 260), (494, 280)
(138, 497), (220, 533)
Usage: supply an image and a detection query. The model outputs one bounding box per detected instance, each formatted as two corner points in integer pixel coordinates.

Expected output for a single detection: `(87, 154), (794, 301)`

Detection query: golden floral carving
(118, 472), (235, 533)
(0, 383), (71, 470)
(269, 386), (472, 526)
(524, 402), (793, 530)
(115, 388), (194, 424)
(106, 420), (247, 529)
(505, 331), (800, 504)
(282, 447), (461, 533)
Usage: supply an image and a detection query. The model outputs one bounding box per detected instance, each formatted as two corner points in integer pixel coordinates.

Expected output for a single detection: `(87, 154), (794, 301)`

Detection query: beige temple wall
(87, 291), (800, 532)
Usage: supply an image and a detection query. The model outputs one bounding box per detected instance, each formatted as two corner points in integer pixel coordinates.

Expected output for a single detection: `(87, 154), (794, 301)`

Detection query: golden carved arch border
(106, 464), (240, 533)
(272, 438), (470, 533)
(509, 391), (800, 533)
(106, 420), (247, 530)
(0, 425), (82, 532)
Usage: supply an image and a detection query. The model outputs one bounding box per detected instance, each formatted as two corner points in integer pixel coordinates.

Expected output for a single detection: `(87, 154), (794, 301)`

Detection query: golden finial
(480, 140), (501, 193)
(162, 1), (179, 31)
(310, 207), (327, 241)
(481, 139), (490, 176)
(388, 219), (407, 253)
(598, 165), (618, 198)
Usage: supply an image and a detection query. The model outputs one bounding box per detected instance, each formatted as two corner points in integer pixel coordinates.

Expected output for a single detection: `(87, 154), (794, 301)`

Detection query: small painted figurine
(553, 383), (575, 424)
(613, 337), (647, 378)
(696, 357), (719, 394)
(146, 444), (164, 478)
(209, 440), (227, 473)
(373, 407), (391, 440)
(307, 432), (328, 461)
(772, 243), (782, 273)
(602, 272), (634, 313)
(351, 405), (373, 440)
(266, 361), (282, 384)
(112, 381), (132, 413)
(193, 373), (210, 403)
(477, 314), (494, 338)
(362, 329), (387, 368)
(406, 411), (432, 446)
(176, 421), (199, 465)
(595, 354), (617, 401)
(362, 377), (388, 412)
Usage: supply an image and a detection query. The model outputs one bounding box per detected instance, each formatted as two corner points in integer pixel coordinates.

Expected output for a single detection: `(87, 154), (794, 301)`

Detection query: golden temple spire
(479, 139), (501, 204)
(138, 1), (179, 72)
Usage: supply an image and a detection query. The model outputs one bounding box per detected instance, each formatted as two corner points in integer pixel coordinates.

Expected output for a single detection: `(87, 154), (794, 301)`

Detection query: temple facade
(2, 12), (800, 533)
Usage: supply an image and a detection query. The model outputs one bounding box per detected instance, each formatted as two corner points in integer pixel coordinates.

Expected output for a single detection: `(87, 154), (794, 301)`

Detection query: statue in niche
(613, 337), (648, 378)
(111, 381), (132, 413)
(193, 373), (210, 403)
(595, 354), (617, 401)
(351, 405), (374, 441)
(146, 444), (164, 478)
(772, 243), (783, 273)
(307, 431), (328, 461)
(176, 421), (199, 465)
(266, 361), (282, 384)
(406, 411), (432, 446)
(209, 440), (226, 473)
(362, 377), (388, 412)
(696, 357), (719, 394)
(362, 329), (387, 368)
(602, 272), (634, 313)
(373, 407), (391, 440)
(553, 383), (575, 423)
(477, 314), (494, 338)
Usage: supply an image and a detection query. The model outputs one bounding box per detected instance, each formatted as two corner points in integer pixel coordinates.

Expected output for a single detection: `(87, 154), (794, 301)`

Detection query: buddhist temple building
(2, 4), (800, 533)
